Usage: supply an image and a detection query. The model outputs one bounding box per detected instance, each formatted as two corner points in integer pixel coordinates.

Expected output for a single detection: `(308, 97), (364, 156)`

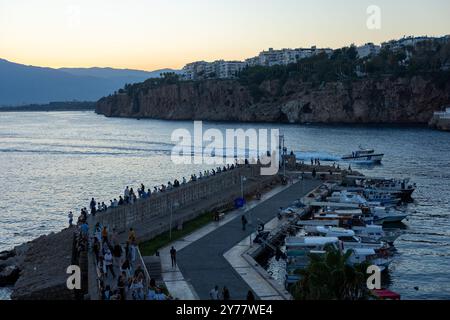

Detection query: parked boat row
(284, 176), (415, 288)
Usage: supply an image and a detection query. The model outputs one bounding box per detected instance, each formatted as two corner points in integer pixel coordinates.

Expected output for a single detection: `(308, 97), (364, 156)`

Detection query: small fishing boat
(342, 147), (384, 163)
(284, 236), (340, 286)
(352, 224), (402, 244)
(346, 248), (394, 272)
(362, 178), (416, 201)
(371, 207), (409, 224)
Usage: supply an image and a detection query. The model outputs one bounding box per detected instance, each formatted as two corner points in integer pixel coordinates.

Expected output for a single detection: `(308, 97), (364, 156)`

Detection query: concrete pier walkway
(176, 179), (321, 300)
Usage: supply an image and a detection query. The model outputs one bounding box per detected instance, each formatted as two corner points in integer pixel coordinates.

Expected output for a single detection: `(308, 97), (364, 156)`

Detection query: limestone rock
(96, 76), (450, 124)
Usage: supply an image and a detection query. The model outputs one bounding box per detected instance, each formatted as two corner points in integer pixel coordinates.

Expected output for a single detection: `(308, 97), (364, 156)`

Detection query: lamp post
(241, 175), (253, 225)
(169, 200), (180, 240)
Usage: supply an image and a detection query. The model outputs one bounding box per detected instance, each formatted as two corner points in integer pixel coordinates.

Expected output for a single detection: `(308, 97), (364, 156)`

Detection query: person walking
(170, 246), (177, 268)
(104, 250), (116, 279)
(68, 211), (73, 227)
(128, 228), (137, 262)
(90, 198), (97, 215)
(209, 285), (220, 300)
(241, 215), (248, 231)
(222, 286), (230, 300)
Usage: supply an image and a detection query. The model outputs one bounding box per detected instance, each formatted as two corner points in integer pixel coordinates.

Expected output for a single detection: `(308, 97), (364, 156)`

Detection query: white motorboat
(285, 236), (339, 286)
(338, 235), (387, 251)
(366, 178), (416, 201)
(346, 248), (394, 272)
(342, 147), (384, 163)
(371, 207), (409, 224)
(305, 226), (356, 238)
(352, 224), (402, 244)
(327, 191), (367, 205)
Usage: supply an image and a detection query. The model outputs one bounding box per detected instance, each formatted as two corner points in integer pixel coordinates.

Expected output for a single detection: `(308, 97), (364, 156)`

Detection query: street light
(169, 200), (180, 240)
(240, 175), (254, 225)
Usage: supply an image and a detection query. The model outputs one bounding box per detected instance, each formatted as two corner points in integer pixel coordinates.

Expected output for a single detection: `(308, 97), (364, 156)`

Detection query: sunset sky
(1, 0), (449, 71)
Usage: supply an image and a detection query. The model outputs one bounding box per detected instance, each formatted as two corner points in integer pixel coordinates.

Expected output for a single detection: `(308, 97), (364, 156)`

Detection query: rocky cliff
(96, 76), (450, 124)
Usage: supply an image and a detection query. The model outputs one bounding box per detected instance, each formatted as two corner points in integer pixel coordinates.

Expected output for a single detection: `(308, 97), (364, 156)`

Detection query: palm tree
(291, 245), (369, 300)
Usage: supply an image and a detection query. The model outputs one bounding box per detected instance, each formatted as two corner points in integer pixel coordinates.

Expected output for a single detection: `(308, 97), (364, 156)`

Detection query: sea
(0, 111), (449, 300)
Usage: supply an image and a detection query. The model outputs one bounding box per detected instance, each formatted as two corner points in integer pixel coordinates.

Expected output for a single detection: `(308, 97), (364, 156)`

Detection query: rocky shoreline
(0, 227), (76, 300)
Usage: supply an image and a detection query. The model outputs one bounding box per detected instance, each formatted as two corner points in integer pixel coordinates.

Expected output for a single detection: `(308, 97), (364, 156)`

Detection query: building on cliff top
(429, 107), (450, 132)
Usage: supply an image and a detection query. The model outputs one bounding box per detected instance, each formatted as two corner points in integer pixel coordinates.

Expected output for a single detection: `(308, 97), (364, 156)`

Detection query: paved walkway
(157, 180), (295, 300)
(176, 179), (321, 300)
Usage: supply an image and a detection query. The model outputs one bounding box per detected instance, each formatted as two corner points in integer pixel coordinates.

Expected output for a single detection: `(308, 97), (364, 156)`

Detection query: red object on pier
(371, 289), (401, 300)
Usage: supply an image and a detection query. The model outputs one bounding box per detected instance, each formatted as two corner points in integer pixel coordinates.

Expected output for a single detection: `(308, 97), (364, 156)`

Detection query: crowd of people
(92, 223), (172, 300)
(209, 286), (255, 301)
(69, 203), (171, 300)
(68, 163), (244, 227)
(67, 163), (248, 300)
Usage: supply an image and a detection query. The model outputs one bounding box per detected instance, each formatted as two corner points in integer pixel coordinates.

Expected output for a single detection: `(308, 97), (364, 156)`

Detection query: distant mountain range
(0, 58), (182, 106)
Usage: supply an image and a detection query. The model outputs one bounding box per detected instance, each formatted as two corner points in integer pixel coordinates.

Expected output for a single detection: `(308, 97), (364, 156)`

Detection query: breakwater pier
(2, 158), (346, 300)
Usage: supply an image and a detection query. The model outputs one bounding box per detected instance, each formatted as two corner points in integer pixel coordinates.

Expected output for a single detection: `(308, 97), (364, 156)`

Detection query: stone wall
(91, 165), (272, 235)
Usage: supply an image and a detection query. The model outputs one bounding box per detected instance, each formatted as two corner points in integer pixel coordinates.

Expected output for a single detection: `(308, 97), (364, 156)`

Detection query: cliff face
(96, 76), (450, 124)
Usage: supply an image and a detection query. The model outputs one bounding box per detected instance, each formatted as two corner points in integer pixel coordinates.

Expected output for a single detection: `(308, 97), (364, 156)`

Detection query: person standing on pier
(170, 246), (177, 268)
(241, 215), (248, 231)
(128, 228), (137, 262)
(68, 211), (73, 227)
(104, 249), (116, 279)
(210, 285), (220, 300)
(222, 286), (230, 300)
(90, 198), (97, 215)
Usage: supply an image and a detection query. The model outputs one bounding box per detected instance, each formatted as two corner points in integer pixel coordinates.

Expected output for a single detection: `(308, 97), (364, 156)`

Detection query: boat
(285, 236), (339, 286)
(338, 235), (388, 251)
(305, 226), (356, 238)
(371, 207), (409, 224)
(361, 178), (416, 201)
(342, 147), (384, 163)
(346, 248), (394, 272)
(363, 190), (402, 206)
(352, 224), (402, 244)
(327, 191), (368, 205)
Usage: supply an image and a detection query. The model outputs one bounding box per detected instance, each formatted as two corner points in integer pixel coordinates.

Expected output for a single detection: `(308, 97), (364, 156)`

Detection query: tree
(291, 245), (369, 300)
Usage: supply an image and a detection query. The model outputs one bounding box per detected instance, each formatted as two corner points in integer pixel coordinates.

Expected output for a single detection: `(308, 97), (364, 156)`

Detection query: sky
(0, 0), (449, 71)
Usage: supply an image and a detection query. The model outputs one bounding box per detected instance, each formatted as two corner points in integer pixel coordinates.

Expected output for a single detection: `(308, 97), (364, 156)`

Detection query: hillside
(0, 59), (180, 106)
(96, 41), (450, 124)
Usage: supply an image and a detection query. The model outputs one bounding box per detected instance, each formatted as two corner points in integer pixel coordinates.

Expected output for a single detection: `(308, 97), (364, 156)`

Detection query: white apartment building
(182, 61), (210, 80)
(381, 36), (434, 51)
(246, 46), (331, 68)
(216, 60), (246, 78)
(356, 43), (381, 58)
(182, 60), (246, 80)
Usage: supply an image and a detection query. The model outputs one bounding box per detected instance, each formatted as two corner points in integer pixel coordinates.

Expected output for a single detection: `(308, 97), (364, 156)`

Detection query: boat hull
(342, 154), (384, 163)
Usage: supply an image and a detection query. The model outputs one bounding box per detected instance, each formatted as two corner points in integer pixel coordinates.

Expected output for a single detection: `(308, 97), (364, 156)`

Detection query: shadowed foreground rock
(11, 228), (77, 300)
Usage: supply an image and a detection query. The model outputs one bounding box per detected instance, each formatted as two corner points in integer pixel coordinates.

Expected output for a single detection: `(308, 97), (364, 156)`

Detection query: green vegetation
(290, 246), (370, 300)
(118, 72), (181, 97)
(139, 211), (213, 256)
(114, 39), (450, 102)
(238, 40), (450, 100)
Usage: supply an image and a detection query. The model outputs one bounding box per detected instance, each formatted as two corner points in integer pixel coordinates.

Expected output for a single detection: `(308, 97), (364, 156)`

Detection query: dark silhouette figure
(241, 215), (248, 231)
(170, 246), (177, 268)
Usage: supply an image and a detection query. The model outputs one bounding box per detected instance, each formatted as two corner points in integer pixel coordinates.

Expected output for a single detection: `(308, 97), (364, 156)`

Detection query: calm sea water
(0, 111), (449, 300)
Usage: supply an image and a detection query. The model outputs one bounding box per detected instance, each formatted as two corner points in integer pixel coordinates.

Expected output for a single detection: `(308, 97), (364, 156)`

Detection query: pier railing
(91, 164), (265, 235)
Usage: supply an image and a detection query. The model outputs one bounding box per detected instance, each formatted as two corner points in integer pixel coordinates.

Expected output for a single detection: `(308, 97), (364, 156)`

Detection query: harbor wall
(91, 165), (276, 236)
